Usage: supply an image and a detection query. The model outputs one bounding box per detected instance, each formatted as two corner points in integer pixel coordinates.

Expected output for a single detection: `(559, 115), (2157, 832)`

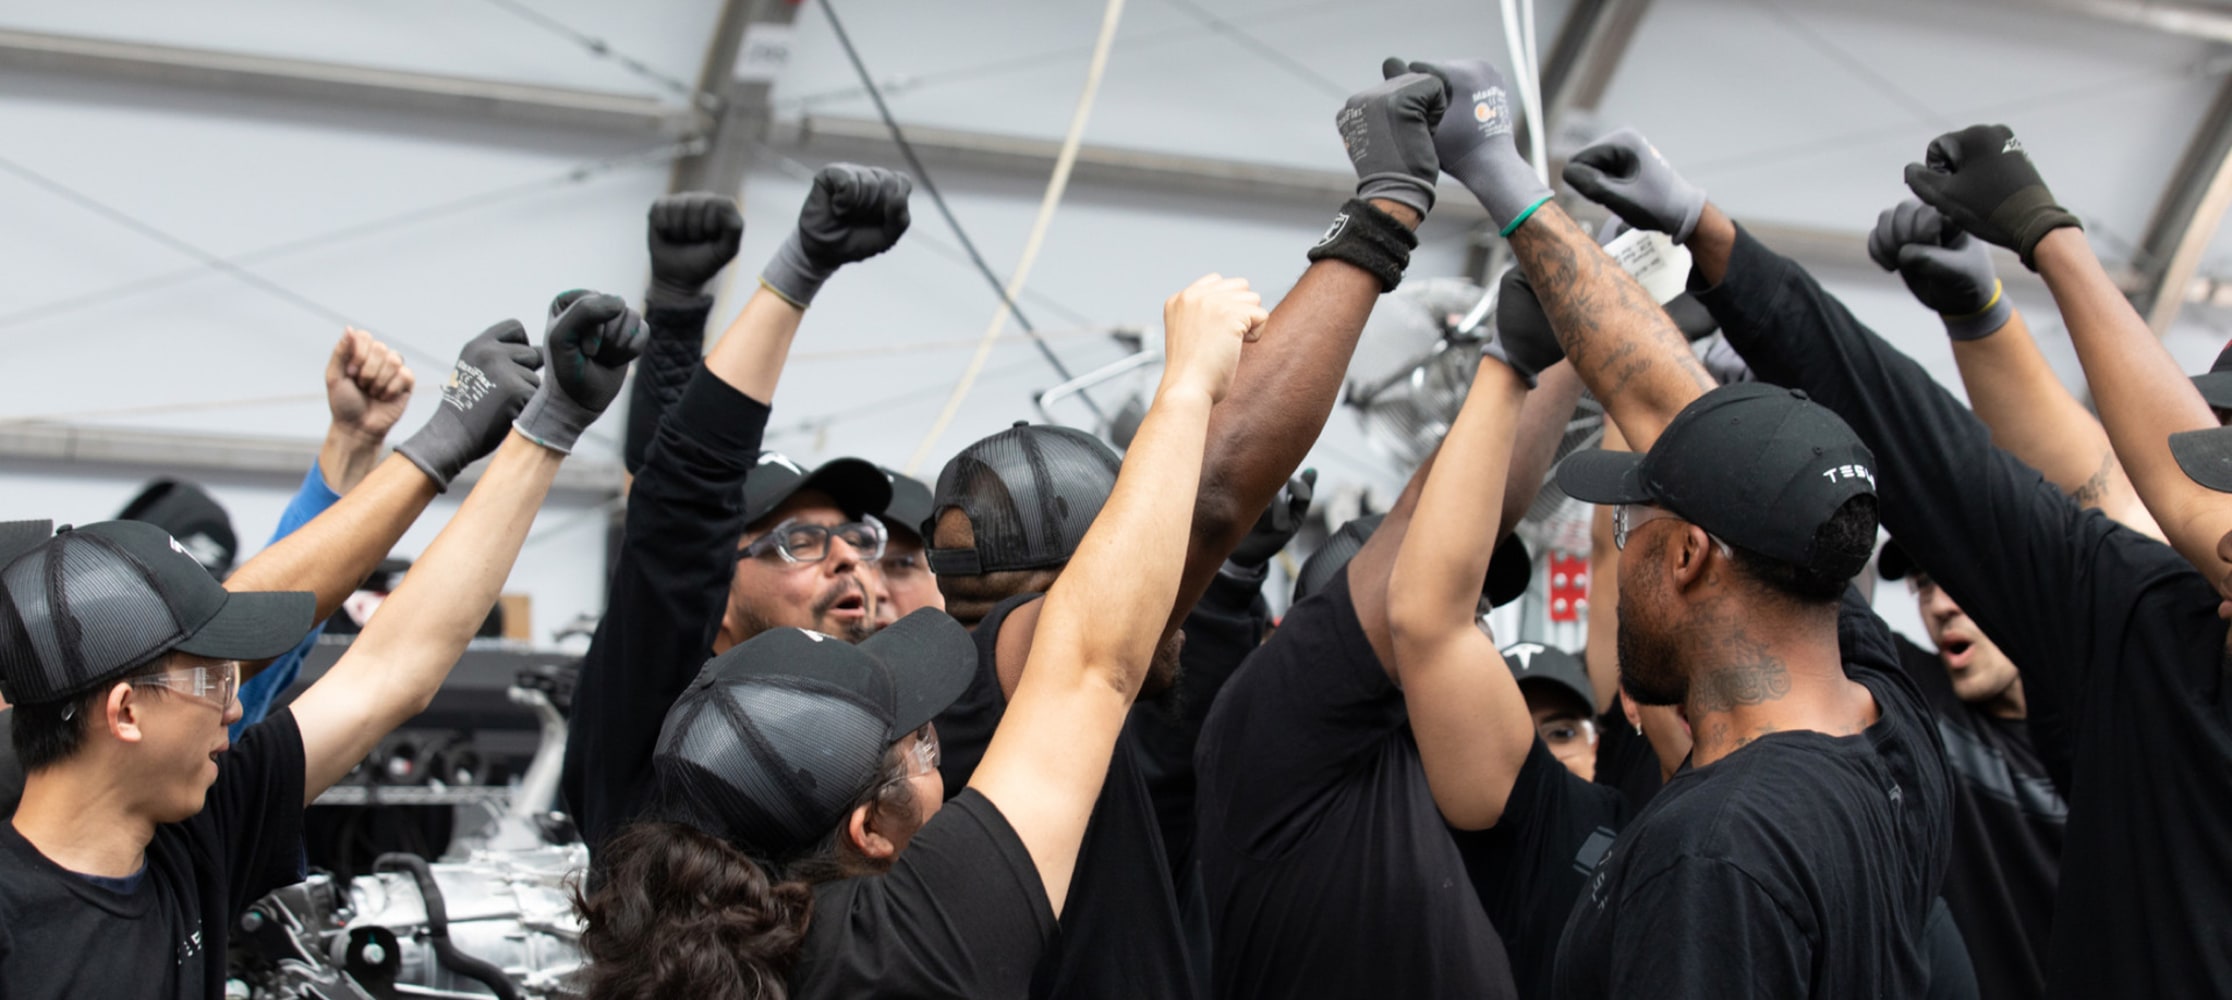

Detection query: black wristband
(1306, 198), (1419, 292)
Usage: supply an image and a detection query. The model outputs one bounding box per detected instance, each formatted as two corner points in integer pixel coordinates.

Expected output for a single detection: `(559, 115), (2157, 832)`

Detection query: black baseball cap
(648, 607), (976, 857)
(117, 479), (238, 578)
(1876, 537), (1917, 582)
(2170, 427), (2232, 492)
(741, 452), (893, 529)
(0, 520), (313, 706)
(1557, 383), (1877, 567)
(879, 468), (934, 546)
(1290, 513), (1532, 608)
(926, 422), (1122, 576)
(1500, 641), (1594, 714)
(2191, 340), (2232, 409)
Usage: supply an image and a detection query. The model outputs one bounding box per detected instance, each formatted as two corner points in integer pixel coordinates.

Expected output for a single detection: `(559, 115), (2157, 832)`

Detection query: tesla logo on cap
(799, 630), (830, 643)
(1506, 642), (1546, 670)
(758, 451), (807, 476)
(167, 535), (190, 558)
(1821, 463), (1875, 488)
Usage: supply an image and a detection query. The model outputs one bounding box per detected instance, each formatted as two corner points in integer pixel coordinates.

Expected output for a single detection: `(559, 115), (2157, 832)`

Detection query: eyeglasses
(878, 550), (930, 580)
(1539, 716), (1599, 750)
(896, 723), (939, 779)
(132, 659), (240, 712)
(739, 515), (887, 565)
(1611, 504), (1681, 551)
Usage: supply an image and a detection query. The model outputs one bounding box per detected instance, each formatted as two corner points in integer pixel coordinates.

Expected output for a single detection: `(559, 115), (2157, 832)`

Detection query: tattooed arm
(1505, 201), (1714, 451)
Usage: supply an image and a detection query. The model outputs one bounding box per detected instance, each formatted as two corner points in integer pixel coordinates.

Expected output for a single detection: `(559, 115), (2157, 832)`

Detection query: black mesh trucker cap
(648, 607), (976, 857)
(116, 479), (238, 578)
(1557, 383), (1877, 567)
(1500, 641), (1594, 714)
(0, 520), (313, 706)
(879, 468), (934, 546)
(926, 422), (1123, 576)
(1291, 513), (1532, 609)
(741, 452), (893, 529)
(2191, 340), (2232, 410)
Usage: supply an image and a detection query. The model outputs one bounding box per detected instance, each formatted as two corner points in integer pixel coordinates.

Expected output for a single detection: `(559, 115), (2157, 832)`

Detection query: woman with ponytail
(573, 273), (1268, 999)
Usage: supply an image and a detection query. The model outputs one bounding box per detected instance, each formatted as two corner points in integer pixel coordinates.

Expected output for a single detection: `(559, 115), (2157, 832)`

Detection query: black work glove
(647, 192), (743, 307)
(760, 164), (913, 308)
(1484, 266), (1565, 388)
(1903, 124), (2081, 271)
(513, 291), (647, 454)
(1335, 71), (1448, 217)
(1228, 469), (1318, 571)
(395, 321), (544, 491)
(1562, 128), (1706, 243)
(1386, 57), (1553, 232)
(1868, 199), (2012, 341)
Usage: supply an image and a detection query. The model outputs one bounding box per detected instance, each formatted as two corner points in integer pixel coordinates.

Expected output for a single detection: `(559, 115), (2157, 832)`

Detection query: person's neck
(11, 762), (158, 878)
(1978, 675), (2027, 721)
(1681, 605), (1874, 769)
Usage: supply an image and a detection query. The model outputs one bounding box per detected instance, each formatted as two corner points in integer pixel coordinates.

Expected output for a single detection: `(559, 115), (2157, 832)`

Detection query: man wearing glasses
(560, 162), (915, 853)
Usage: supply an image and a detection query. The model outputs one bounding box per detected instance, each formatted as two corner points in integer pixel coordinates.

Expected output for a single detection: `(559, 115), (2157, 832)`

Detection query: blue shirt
(231, 461), (341, 737)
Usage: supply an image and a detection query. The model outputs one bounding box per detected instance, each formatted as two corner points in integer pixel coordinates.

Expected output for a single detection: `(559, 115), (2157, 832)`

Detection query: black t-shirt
(1453, 740), (1627, 1000)
(1551, 604), (1952, 1000)
(0, 709), (308, 1000)
(0, 709), (19, 817)
(1699, 223), (2232, 998)
(791, 789), (1056, 999)
(1893, 635), (2064, 1000)
(1590, 702), (1662, 815)
(933, 594), (1198, 1000)
(1194, 571), (1519, 1000)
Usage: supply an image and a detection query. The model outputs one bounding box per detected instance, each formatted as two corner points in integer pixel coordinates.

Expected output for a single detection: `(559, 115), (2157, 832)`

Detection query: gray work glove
(760, 164), (913, 308)
(513, 291), (647, 454)
(1562, 127), (1707, 243)
(1695, 335), (1755, 385)
(1334, 71), (1449, 217)
(1228, 469), (1318, 571)
(1387, 57), (1553, 232)
(647, 192), (744, 308)
(1484, 266), (1565, 388)
(1903, 124), (2081, 271)
(395, 320), (544, 491)
(1868, 199), (2013, 341)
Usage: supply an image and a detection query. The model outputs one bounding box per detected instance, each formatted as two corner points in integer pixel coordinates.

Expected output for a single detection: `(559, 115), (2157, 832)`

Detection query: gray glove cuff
(1356, 174), (1436, 217)
(1219, 557), (1272, 584)
(394, 421), (469, 492)
(1449, 149), (1554, 232)
(759, 233), (833, 309)
(513, 392), (600, 456)
(1943, 281), (2013, 341)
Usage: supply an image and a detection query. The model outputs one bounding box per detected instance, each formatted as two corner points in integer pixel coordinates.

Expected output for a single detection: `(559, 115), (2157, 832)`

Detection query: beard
(1615, 554), (1686, 707)
(732, 577), (876, 645)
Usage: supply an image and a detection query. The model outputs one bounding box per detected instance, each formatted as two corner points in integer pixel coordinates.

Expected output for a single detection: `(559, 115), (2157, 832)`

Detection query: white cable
(1500, 0), (1549, 186)
(904, 0), (1126, 475)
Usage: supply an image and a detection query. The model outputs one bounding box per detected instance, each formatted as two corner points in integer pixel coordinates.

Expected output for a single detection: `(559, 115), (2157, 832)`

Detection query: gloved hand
(395, 320), (545, 491)
(1562, 128), (1707, 242)
(513, 291), (647, 454)
(1903, 124), (2081, 271)
(1867, 199), (2012, 341)
(1386, 57), (1553, 232)
(1694, 335), (1755, 385)
(1333, 71), (1448, 217)
(1228, 469), (1317, 570)
(647, 192), (744, 307)
(760, 163), (913, 308)
(1484, 266), (1565, 388)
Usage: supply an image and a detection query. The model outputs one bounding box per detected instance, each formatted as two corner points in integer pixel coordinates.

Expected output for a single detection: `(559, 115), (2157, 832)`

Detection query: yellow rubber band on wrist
(1944, 279), (2003, 321)
(1499, 194), (1555, 238)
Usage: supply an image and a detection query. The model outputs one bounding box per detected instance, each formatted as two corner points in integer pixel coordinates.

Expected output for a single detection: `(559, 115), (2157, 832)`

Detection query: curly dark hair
(571, 738), (925, 1000)
(1725, 494), (1879, 604)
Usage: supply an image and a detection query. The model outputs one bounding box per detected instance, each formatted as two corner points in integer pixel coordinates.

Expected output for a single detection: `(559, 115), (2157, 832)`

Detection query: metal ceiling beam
(666, 0), (801, 196)
(0, 28), (697, 136)
(2135, 73), (2232, 333)
(1539, 0), (1655, 141)
(0, 423), (623, 500)
(2044, 0), (2232, 44)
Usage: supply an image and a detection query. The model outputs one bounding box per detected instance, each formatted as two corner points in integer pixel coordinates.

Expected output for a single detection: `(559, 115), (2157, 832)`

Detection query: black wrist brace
(1305, 198), (1419, 293)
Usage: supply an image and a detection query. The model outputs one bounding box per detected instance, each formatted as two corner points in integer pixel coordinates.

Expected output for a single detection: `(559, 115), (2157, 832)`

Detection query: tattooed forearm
(1506, 203), (1715, 439)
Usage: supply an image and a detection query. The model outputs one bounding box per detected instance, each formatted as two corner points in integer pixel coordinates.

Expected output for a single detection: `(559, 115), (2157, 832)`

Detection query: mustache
(812, 576), (868, 617)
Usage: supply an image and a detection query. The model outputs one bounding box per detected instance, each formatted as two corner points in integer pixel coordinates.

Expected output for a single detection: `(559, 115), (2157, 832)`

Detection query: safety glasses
(132, 659), (241, 713)
(739, 515), (888, 565)
(1611, 504), (1682, 551)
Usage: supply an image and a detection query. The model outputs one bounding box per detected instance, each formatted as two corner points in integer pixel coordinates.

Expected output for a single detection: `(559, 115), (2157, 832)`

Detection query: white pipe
(905, 0), (1127, 474)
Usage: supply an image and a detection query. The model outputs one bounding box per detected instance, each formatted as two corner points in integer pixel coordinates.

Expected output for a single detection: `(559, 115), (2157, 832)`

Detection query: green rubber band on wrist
(1499, 194), (1554, 238)
(1944, 279), (2003, 321)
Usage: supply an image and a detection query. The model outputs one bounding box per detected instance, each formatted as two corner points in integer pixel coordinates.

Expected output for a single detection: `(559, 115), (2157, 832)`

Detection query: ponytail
(573, 821), (815, 1000)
